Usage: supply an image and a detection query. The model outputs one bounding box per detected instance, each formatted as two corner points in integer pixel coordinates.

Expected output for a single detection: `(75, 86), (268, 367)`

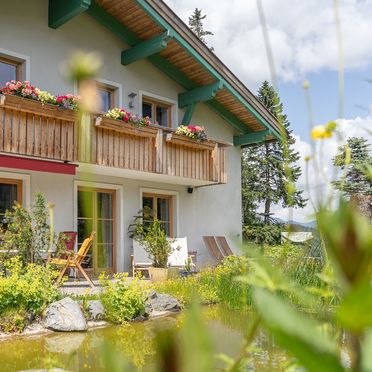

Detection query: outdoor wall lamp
(128, 92), (137, 109)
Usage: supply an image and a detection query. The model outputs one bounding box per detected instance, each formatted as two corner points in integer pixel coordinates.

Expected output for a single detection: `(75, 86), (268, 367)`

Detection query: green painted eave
(86, 1), (276, 141)
(233, 130), (272, 146)
(136, 0), (281, 140)
(121, 31), (173, 65)
(178, 81), (223, 108)
(181, 103), (196, 125)
(49, 0), (91, 28)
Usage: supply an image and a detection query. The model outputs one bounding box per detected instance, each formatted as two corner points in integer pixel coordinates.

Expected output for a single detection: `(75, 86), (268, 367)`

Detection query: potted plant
(129, 208), (175, 282)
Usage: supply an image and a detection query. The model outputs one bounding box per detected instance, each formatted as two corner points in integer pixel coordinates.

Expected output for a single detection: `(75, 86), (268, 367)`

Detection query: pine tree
(188, 8), (214, 50)
(242, 81), (306, 226)
(332, 137), (372, 196)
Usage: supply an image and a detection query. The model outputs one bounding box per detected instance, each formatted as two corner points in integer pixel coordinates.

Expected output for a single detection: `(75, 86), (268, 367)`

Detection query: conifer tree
(332, 136), (372, 196)
(242, 81), (306, 225)
(188, 8), (214, 50)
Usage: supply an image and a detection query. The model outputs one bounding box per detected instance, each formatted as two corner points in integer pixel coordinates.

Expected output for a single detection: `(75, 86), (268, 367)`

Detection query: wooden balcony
(0, 94), (228, 185)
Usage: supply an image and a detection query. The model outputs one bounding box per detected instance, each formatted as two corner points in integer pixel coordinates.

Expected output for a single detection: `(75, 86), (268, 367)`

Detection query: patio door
(77, 187), (115, 275)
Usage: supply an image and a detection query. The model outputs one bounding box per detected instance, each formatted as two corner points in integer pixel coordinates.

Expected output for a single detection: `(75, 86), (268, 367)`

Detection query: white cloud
(165, 0), (372, 88)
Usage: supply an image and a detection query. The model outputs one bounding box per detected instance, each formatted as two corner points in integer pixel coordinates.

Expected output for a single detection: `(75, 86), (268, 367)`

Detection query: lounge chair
(50, 231), (96, 288)
(131, 237), (190, 277)
(216, 236), (234, 256)
(203, 236), (224, 264)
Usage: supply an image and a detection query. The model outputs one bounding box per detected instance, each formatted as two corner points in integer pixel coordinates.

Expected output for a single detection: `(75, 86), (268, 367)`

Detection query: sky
(166, 0), (372, 222)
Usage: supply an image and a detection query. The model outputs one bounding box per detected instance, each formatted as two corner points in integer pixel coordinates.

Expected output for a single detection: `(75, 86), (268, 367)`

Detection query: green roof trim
(178, 81), (223, 108)
(86, 1), (278, 142)
(136, 0), (281, 140)
(181, 103), (196, 125)
(121, 31), (173, 65)
(49, 0), (91, 29)
(233, 130), (271, 146)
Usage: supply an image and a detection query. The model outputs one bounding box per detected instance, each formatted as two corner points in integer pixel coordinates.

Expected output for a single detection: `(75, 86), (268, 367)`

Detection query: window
(0, 179), (22, 224)
(143, 193), (173, 237)
(142, 97), (172, 127)
(97, 83), (116, 112)
(0, 56), (22, 87)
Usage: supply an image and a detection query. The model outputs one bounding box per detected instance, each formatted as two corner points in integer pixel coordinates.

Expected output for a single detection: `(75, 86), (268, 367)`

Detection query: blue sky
(166, 0), (372, 221)
(280, 67), (372, 141)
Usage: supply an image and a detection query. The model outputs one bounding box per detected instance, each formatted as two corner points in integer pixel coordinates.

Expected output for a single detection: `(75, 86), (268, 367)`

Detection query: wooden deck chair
(51, 231), (96, 288)
(216, 236), (234, 256)
(203, 236), (224, 264)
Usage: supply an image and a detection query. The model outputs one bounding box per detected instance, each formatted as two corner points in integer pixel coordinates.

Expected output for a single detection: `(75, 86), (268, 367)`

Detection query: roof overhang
(48, 0), (282, 146)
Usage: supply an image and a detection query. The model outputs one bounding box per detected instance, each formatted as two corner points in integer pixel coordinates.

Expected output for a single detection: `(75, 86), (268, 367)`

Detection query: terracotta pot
(148, 267), (169, 283)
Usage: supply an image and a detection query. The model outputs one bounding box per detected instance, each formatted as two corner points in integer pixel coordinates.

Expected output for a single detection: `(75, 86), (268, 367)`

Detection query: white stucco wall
(0, 0), (243, 270)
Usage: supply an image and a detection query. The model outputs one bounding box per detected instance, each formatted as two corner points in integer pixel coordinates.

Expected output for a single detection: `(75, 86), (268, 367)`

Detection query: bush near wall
(0, 257), (60, 332)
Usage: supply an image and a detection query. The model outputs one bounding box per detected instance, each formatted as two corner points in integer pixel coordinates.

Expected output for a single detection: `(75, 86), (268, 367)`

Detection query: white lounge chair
(131, 237), (189, 277)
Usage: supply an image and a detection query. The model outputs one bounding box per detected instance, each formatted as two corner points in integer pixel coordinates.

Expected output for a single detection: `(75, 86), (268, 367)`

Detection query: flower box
(0, 94), (76, 122)
(165, 132), (216, 151)
(94, 116), (158, 138)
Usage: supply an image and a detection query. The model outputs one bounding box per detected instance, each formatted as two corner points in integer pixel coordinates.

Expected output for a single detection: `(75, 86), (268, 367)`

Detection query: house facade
(0, 0), (280, 274)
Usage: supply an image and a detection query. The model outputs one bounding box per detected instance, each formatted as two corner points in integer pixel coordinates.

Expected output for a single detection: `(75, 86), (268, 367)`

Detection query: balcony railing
(0, 94), (228, 184)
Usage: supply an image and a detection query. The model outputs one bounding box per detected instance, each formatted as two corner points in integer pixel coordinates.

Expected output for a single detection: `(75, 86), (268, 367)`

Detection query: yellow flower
(302, 80), (310, 89)
(304, 155), (312, 162)
(311, 125), (332, 140)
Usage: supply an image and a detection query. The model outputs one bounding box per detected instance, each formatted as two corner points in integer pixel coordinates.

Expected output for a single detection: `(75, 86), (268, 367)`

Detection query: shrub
(155, 256), (251, 308)
(243, 223), (282, 245)
(0, 257), (60, 332)
(132, 217), (174, 268)
(1, 192), (57, 265)
(100, 273), (148, 323)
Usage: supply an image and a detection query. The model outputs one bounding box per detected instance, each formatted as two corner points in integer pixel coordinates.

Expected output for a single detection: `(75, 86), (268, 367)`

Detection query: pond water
(0, 306), (290, 371)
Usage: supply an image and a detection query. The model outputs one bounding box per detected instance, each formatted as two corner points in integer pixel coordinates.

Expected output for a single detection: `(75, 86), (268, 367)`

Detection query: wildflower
(311, 125), (332, 140)
(304, 155), (312, 161)
(302, 80), (310, 89)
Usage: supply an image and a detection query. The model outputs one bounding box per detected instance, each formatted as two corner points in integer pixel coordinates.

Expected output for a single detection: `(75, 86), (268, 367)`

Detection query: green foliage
(155, 256), (251, 308)
(131, 212), (174, 268)
(99, 273), (148, 323)
(0, 257), (60, 330)
(245, 200), (372, 371)
(1, 192), (55, 265)
(242, 81), (306, 227)
(332, 136), (372, 196)
(188, 8), (214, 48)
(243, 223), (282, 245)
(0, 308), (29, 334)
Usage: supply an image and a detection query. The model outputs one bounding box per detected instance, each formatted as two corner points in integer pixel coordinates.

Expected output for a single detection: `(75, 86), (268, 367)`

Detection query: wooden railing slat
(0, 99), (227, 184)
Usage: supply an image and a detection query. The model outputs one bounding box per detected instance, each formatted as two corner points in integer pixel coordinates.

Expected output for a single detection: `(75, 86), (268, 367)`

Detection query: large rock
(87, 300), (105, 321)
(44, 297), (87, 332)
(145, 291), (181, 315)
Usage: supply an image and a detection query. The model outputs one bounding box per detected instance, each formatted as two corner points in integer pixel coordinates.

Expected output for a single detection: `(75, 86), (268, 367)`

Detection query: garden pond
(0, 305), (294, 371)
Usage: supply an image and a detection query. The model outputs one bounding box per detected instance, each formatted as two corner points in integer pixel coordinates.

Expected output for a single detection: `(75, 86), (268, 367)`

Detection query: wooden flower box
(0, 94), (76, 122)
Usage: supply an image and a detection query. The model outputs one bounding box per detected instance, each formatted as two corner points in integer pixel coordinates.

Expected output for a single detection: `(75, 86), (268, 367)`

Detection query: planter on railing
(0, 94), (77, 161)
(94, 116), (158, 138)
(0, 97), (228, 184)
(0, 94), (76, 122)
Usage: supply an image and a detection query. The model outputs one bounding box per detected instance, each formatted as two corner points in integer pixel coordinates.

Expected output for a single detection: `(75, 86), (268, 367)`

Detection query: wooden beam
(178, 81), (223, 108)
(181, 103), (196, 125)
(86, 3), (278, 138)
(121, 31), (173, 65)
(233, 130), (271, 146)
(206, 100), (249, 135)
(136, 0), (282, 140)
(49, 0), (91, 29)
(87, 3), (197, 89)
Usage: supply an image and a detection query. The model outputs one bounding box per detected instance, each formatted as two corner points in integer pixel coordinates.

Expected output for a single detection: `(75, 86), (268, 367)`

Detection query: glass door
(77, 188), (115, 275)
